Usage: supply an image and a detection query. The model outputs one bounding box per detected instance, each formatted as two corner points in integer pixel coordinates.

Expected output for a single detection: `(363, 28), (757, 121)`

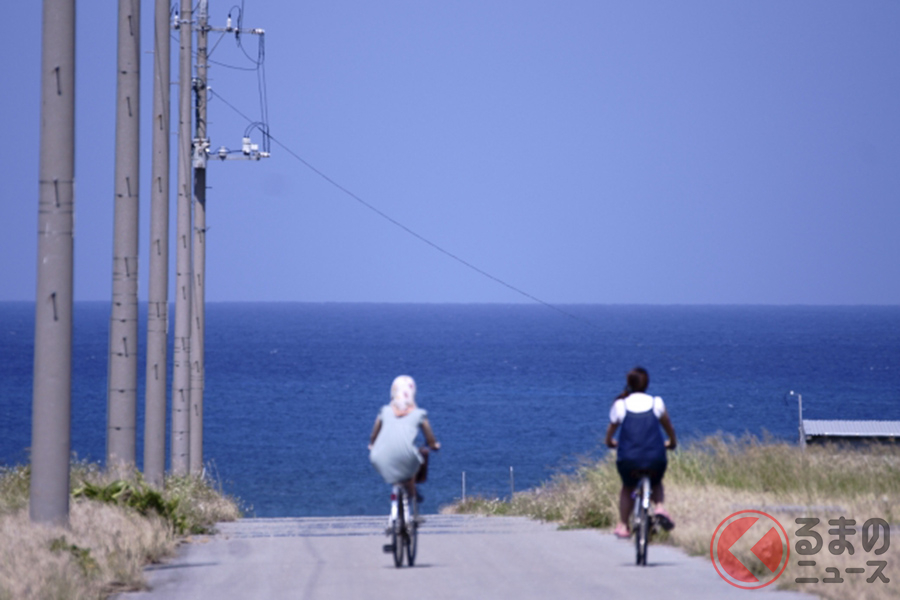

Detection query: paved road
(118, 515), (812, 600)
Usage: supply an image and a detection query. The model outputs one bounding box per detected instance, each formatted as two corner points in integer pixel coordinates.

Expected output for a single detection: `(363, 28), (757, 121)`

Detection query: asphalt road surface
(118, 515), (812, 600)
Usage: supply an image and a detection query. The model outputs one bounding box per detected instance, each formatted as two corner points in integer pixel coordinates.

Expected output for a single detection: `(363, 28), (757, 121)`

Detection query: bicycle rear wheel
(636, 507), (648, 565)
(392, 505), (405, 567)
(634, 478), (649, 566)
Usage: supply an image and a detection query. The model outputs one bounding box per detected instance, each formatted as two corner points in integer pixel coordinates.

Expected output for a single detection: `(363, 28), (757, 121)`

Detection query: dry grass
(0, 463), (242, 600)
(444, 435), (900, 600)
(666, 484), (898, 600)
(0, 500), (173, 600)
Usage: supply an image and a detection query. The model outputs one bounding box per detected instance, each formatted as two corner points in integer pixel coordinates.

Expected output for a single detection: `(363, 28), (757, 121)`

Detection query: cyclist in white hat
(369, 375), (441, 501)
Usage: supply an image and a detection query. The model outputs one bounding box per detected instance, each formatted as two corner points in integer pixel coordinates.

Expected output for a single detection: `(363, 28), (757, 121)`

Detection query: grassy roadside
(443, 435), (900, 600)
(0, 462), (242, 600)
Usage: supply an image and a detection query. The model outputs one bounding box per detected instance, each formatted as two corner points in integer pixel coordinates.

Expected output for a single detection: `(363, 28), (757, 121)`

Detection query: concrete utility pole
(107, 0), (141, 467)
(144, 0), (171, 488)
(189, 0), (210, 475)
(172, 0), (194, 476)
(169, 1), (270, 478)
(182, 2), (269, 476)
(31, 0), (76, 527)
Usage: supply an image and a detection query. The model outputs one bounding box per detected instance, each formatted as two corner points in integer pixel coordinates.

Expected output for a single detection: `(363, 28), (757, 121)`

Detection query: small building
(801, 419), (900, 448)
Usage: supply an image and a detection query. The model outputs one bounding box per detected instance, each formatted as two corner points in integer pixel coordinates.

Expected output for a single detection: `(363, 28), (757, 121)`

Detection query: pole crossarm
(210, 138), (270, 161)
(210, 26), (265, 35)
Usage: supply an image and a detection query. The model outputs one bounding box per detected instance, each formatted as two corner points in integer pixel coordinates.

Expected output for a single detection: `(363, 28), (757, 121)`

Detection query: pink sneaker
(613, 523), (630, 539)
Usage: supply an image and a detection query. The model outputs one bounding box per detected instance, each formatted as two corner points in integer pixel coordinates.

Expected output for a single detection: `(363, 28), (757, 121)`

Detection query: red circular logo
(710, 510), (789, 589)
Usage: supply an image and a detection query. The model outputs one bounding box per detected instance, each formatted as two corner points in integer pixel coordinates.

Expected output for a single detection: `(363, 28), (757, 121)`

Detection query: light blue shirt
(369, 405), (427, 485)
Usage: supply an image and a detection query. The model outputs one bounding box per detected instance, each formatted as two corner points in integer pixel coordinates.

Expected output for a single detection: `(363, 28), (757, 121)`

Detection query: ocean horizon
(2, 302), (898, 516)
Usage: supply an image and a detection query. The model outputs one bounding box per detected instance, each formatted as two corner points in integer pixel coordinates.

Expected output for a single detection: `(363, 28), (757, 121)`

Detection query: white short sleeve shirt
(609, 392), (666, 424)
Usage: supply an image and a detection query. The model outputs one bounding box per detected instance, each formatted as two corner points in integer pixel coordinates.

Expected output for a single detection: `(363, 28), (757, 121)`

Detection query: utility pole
(31, 0), (76, 527)
(107, 0), (141, 467)
(183, 1), (269, 476)
(144, 0), (171, 488)
(189, 0), (210, 476)
(172, 0), (194, 476)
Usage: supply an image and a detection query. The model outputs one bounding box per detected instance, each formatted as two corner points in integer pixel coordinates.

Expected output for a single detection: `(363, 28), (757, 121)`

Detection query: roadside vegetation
(0, 462), (242, 600)
(444, 434), (900, 600)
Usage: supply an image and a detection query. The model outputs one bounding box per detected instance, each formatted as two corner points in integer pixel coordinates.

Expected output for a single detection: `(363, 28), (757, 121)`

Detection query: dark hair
(616, 366), (649, 399)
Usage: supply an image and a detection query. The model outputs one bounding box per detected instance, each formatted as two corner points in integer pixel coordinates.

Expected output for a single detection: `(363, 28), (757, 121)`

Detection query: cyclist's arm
(368, 417), (382, 450)
(420, 418), (441, 450)
(659, 411), (677, 450)
(605, 422), (619, 448)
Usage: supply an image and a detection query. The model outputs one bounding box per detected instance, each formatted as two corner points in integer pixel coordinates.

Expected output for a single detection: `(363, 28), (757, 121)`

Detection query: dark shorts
(616, 459), (667, 488)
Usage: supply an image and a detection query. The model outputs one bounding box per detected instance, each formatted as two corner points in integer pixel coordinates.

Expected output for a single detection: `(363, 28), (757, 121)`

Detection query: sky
(2, 1), (898, 305)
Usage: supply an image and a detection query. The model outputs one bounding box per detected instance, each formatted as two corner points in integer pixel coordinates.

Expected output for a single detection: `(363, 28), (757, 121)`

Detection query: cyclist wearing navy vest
(605, 367), (677, 539)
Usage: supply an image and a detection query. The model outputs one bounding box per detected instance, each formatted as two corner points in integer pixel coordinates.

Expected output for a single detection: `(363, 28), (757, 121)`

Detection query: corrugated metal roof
(803, 420), (900, 437)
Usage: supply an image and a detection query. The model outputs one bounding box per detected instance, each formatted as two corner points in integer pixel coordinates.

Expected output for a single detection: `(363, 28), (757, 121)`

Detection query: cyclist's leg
(401, 478), (416, 501)
(618, 485), (635, 530)
(414, 447), (430, 484)
(615, 461), (638, 536)
(650, 481), (664, 504)
(649, 462), (674, 530)
(648, 459), (666, 502)
(650, 482), (673, 524)
(612, 487), (633, 538)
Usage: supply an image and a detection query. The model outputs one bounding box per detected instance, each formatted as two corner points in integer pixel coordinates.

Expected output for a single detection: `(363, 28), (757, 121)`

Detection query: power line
(208, 90), (598, 329)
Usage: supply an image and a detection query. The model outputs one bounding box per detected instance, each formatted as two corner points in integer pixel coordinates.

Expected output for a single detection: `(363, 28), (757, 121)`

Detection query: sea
(1, 302), (898, 517)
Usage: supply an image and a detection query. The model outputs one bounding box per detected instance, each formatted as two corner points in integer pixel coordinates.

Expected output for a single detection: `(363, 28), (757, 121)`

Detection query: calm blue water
(1, 303), (898, 517)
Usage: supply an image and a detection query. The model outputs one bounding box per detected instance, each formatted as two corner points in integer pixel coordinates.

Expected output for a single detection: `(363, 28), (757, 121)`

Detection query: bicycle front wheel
(406, 512), (418, 566)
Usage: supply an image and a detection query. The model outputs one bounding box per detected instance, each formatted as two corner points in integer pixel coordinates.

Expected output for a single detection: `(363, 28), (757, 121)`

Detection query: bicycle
(382, 484), (419, 567)
(631, 472), (655, 566)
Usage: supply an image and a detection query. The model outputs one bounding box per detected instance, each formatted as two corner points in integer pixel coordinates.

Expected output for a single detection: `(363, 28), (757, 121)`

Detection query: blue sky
(2, 1), (898, 304)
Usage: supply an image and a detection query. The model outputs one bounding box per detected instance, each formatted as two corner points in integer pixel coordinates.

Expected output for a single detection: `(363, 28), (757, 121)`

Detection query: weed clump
(0, 462), (242, 600)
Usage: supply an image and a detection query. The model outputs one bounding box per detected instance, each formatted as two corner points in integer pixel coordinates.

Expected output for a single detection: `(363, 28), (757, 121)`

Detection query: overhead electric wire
(257, 37), (269, 139)
(167, 4), (598, 328)
(208, 89), (597, 329)
(170, 31), (253, 70)
(206, 58), (258, 72)
(195, 0), (591, 327)
(207, 31), (228, 59)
